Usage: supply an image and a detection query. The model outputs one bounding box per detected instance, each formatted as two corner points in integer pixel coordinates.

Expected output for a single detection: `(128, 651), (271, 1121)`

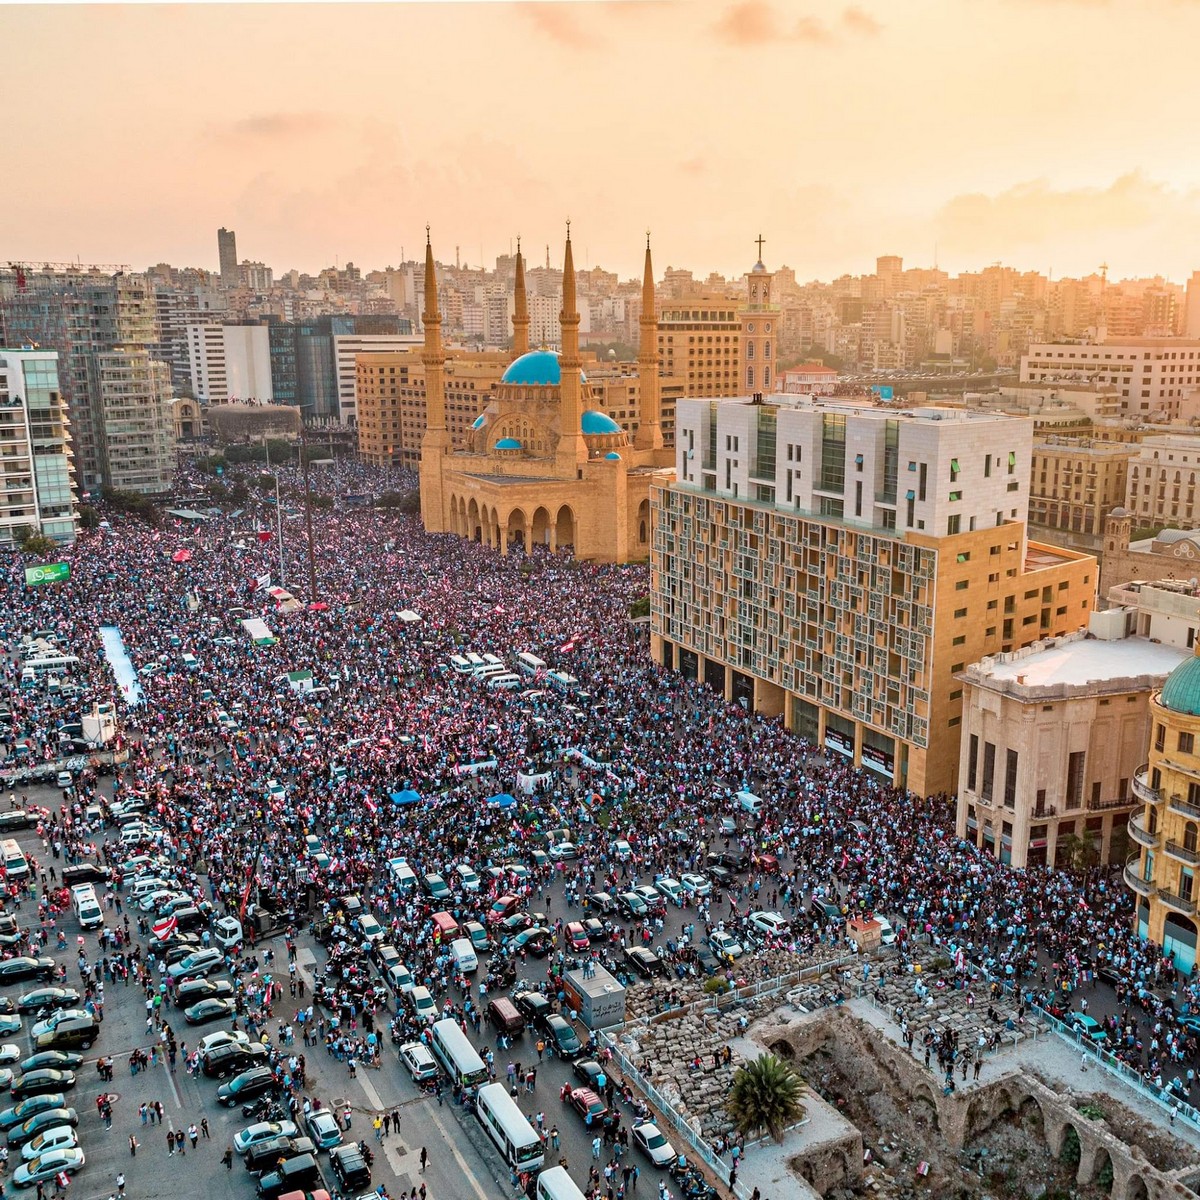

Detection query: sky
(5, 0), (1200, 283)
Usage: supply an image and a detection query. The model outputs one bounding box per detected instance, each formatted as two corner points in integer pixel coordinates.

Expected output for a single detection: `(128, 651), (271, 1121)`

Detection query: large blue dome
(1161, 654), (1200, 716)
(582, 410), (621, 435)
(502, 351), (561, 386)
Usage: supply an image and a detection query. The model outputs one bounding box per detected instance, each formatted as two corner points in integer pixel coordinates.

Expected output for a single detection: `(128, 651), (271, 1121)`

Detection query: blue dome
(495, 437), (522, 450)
(1161, 654), (1200, 716)
(604, 451), (622, 461)
(582, 410), (621, 436)
(471, 413), (487, 430)
(502, 351), (561, 386)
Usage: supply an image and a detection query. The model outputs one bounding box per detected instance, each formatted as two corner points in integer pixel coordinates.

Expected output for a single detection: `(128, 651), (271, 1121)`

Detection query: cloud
(518, 4), (594, 48)
(712, 2), (880, 46)
(211, 112), (334, 142)
(842, 5), (882, 35)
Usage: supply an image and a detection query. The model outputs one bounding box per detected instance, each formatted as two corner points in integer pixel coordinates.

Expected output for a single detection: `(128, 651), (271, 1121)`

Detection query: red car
(568, 1087), (608, 1123)
(487, 895), (521, 927)
(565, 922), (590, 951)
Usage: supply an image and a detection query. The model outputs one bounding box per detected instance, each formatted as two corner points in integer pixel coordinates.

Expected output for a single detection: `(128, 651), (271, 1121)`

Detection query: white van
(450, 937), (479, 974)
(129, 875), (171, 901)
(71, 884), (104, 930)
(1, 839), (28, 880)
(736, 790), (765, 818)
(486, 674), (521, 691)
(389, 858), (418, 892)
(449, 655), (473, 675)
(515, 652), (546, 676)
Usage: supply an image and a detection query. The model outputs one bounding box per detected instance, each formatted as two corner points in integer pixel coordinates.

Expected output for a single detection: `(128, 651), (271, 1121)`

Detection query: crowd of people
(2, 451), (1199, 1170)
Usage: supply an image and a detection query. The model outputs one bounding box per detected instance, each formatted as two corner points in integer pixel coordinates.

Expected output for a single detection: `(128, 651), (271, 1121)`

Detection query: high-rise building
(0, 271), (175, 494)
(657, 297), (741, 397)
(186, 323), (274, 404)
(217, 228), (238, 285)
(652, 395), (1097, 796)
(876, 255), (903, 298)
(0, 349), (77, 545)
(1186, 271), (1200, 340)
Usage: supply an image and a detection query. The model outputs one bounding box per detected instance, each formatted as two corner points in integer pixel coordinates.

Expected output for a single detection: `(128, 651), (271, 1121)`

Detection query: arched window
(747, 367), (755, 389)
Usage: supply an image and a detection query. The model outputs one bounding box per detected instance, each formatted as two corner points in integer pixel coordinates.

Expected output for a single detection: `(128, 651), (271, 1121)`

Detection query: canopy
(398, 610), (422, 624)
(171, 549), (192, 563)
(488, 792), (517, 809)
(390, 789), (421, 806)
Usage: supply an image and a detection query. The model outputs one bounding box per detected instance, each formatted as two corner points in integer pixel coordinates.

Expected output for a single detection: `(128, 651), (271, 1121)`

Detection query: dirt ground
(800, 1040), (1132, 1200)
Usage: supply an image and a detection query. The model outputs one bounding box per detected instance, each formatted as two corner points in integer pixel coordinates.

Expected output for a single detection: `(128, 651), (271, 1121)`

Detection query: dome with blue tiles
(582, 410), (621, 436)
(494, 437), (522, 450)
(604, 451), (622, 461)
(500, 350), (587, 387)
(1161, 652), (1200, 716)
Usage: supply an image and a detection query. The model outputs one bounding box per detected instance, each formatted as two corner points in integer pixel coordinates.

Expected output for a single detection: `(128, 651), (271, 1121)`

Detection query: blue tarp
(487, 792), (517, 809)
(390, 789), (421, 806)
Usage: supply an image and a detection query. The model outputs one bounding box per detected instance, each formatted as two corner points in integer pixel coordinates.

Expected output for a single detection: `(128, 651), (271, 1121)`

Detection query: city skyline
(4, 1), (1200, 281)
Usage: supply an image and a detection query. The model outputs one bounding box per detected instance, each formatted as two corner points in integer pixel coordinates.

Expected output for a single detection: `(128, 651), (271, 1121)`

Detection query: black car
(330, 1143), (371, 1191)
(538, 1013), (582, 1060)
(0, 812), (33, 833)
(184, 997), (235, 1026)
(705, 865), (734, 889)
(707, 851), (750, 874)
(9, 1070), (76, 1100)
(582, 917), (606, 943)
(61, 864), (110, 887)
(175, 978), (234, 1005)
(513, 991), (553, 1025)
(256, 1152), (321, 1200)
(19, 1052), (82, 1073)
(202, 1043), (268, 1080)
(573, 1059), (606, 1089)
(244, 1135), (317, 1174)
(217, 1065), (277, 1106)
(624, 947), (666, 980)
(0, 959), (55, 985)
(585, 892), (616, 914)
(16, 988), (79, 1015)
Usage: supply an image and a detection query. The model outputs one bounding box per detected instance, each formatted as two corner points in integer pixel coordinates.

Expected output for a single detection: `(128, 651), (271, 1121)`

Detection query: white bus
(430, 1018), (488, 1093)
(464, 653), (486, 671)
(515, 652), (546, 676)
(475, 1083), (544, 1172)
(547, 671), (578, 692)
(23, 655), (81, 678)
(536, 1167), (587, 1200)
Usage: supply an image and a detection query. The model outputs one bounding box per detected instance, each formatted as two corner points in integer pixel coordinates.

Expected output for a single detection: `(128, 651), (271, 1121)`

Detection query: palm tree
(726, 1053), (805, 1143)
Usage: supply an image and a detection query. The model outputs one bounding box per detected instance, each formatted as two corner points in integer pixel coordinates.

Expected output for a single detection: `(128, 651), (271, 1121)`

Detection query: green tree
(1059, 832), (1100, 872)
(629, 596), (651, 619)
(726, 1053), (805, 1144)
(18, 529), (58, 557)
(77, 505), (100, 531)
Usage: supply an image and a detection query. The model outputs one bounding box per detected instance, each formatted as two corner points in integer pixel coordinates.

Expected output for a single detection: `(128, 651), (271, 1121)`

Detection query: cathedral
(418, 227), (675, 563)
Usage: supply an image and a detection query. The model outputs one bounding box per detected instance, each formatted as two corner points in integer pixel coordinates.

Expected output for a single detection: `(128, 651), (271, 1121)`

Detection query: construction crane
(5, 261), (131, 291)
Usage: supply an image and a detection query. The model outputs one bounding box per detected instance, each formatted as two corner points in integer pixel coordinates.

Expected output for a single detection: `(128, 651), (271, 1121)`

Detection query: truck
(562, 963), (626, 1031)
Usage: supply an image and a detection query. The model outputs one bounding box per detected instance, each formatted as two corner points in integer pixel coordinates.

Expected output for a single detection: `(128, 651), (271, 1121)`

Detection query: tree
(1059, 832), (1100, 873)
(77, 505), (100, 531)
(17, 528), (58, 557)
(726, 1053), (805, 1143)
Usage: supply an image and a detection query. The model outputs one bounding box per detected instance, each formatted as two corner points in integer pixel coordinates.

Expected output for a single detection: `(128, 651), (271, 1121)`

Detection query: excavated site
(751, 1005), (1200, 1200)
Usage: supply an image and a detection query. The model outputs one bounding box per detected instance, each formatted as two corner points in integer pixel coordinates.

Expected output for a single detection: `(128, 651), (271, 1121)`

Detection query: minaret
(557, 223), (589, 470)
(512, 238), (530, 358)
(635, 232), (663, 451)
(419, 227), (450, 533)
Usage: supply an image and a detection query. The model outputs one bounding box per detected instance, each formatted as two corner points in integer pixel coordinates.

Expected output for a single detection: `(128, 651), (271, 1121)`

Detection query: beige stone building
(653, 395), (1099, 797)
(1125, 646), (1200, 974)
(419, 230), (674, 562)
(1028, 437), (1132, 540)
(657, 295), (741, 397)
(955, 616), (1186, 869)
(1098, 507), (1200, 596)
(1125, 433), (1200, 529)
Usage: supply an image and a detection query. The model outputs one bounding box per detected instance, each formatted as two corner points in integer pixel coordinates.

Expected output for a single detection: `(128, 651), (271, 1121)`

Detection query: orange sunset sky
(4, 0), (1200, 282)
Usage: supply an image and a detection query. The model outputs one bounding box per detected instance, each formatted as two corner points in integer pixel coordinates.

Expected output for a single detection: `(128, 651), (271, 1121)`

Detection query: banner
(249, 572), (270, 593)
(24, 562), (70, 586)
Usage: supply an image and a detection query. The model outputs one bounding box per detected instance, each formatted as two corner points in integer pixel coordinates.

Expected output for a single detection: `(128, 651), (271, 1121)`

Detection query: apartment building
(1125, 434), (1200, 529)
(1021, 338), (1200, 420)
(956, 613), (1185, 870)
(657, 297), (741, 397)
(652, 395), (1097, 796)
(0, 349), (77, 545)
(93, 349), (174, 494)
(1125, 648), (1200, 974)
(331, 331), (421, 426)
(1028, 437), (1132, 539)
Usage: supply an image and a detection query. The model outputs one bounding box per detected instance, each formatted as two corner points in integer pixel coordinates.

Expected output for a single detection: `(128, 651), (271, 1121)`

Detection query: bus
(430, 1019), (488, 1093)
(475, 1083), (544, 1172)
(22, 655), (81, 678)
(536, 1167), (587, 1200)
(547, 671), (578, 692)
(515, 652), (546, 676)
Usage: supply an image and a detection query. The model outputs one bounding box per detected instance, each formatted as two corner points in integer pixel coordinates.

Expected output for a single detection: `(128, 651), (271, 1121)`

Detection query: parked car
(15, 990), (79, 1016)
(175, 978), (233, 1005)
(568, 1087), (608, 1123)
(11, 1145), (85, 1188)
(0, 1096), (68, 1132)
(243, 1135), (316, 1174)
(166, 948), (223, 981)
(624, 947), (666, 979)
(19, 1125), (77, 1161)
(572, 1060), (606, 1090)
(233, 1120), (299, 1157)
(184, 997), (236, 1026)
(745, 911), (789, 939)
(18, 1053), (80, 1075)
(679, 873), (711, 899)
(9, 1072), (75, 1102)
(708, 931), (743, 960)
(217, 1066), (278, 1107)
(303, 1108), (342, 1151)
(539, 1014), (582, 1060)
(632, 1121), (676, 1167)
(5, 1108), (78, 1149)
(0, 960), (55, 986)
(399, 1042), (438, 1083)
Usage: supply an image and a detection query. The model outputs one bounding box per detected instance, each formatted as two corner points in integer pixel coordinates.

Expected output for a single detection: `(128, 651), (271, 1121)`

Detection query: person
(128, 1136), (137, 1157)
(116, 1172), (125, 1196)
(222, 1146), (234, 1170)
(420, 1146), (428, 1172)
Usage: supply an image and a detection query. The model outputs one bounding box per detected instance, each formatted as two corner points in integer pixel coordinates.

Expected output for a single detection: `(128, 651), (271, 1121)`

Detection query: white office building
(186, 323), (274, 404)
(331, 331), (421, 425)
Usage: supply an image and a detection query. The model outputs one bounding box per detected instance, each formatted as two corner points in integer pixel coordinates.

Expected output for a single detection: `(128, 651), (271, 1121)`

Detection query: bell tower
(740, 234), (776, 395)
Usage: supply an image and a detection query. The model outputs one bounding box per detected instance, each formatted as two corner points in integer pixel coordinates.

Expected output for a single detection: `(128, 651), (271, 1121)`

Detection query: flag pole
(264, 436), (285, 586)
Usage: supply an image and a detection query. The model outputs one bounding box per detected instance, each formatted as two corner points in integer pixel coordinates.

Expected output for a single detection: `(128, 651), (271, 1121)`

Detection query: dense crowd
(2, 452), (1199, 1144)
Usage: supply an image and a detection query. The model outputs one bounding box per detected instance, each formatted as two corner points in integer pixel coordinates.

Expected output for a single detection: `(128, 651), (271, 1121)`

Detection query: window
(968, 734), (979, 790)
(1066, 751), (1085, 809)
(949, 491), (962, 502)
(1180, 731), (1195, 755)
(1008, 451), (1017, 474)
(952, 635), (965, 646)
(955, 580), (969, 591)
(947, 515), (961, 535)
(1004, 749), (1018, 809)
(1155, 724), (1165, 752)
(981, 742), (996, 802)
(954, 607), (967, 618)
(950, 458), (960, 482)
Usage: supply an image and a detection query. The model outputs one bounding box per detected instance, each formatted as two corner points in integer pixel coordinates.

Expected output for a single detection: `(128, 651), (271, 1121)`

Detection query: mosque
(418, 226), (675, 563)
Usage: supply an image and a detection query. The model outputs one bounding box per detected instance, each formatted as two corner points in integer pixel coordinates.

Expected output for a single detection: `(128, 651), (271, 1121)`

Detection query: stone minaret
(419, 228), (450, 532)
(512, 238), (530, 358)
(635, 233), (663, 451)
(557, 224), (589, 469)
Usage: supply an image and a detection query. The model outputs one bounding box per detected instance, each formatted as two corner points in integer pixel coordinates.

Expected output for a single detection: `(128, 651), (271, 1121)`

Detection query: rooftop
(965, 630), (1187, 695)
(703, 393), (1022, 425)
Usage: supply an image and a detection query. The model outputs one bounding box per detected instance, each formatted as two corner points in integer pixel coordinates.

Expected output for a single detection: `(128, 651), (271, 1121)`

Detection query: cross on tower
(755, 233), (766, 262)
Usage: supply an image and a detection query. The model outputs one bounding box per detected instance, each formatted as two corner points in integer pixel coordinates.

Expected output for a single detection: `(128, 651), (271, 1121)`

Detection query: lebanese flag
(257, 530), (273, 544)
(249, 572), (270, 593)
(152, 916), (177, 941)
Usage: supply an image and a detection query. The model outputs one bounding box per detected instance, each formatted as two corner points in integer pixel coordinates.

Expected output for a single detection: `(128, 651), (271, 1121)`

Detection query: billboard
(24, 562), (70, 586)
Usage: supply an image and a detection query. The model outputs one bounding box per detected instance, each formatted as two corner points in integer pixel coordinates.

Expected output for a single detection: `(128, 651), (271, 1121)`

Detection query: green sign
(24, 562), (70, 586)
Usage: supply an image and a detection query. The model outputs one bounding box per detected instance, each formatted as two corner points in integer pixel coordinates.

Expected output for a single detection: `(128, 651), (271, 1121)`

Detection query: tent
(398, 609), (422, 624)
(390, 789), (421, 807)
(487, 792), (517, 809)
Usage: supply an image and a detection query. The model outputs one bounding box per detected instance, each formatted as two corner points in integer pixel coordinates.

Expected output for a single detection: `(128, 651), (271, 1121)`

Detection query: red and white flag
(152, 916), (177, 941)
(248, 572), (270, 593)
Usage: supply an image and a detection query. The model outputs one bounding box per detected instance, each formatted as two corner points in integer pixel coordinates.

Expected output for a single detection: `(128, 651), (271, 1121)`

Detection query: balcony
(1168, 794), (1200, 821)
(1123, 859), (1157, 898)
(1158, 887), (1198, 917)
(1165, 840), (1200, 866)
(1132, 768), (1161, 806)
(1127, 812), (1161, 849)
(1087, 795), (1135, 812)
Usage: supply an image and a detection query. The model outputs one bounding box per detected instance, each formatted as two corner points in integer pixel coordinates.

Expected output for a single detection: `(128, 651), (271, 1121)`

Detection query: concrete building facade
(0, 349), (77, 545)
(652, 396), (1098, 797)
(1028, 437), (1132, 539)
(955, 617), (1186, 869)
(1125, 434), (1200, 529)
